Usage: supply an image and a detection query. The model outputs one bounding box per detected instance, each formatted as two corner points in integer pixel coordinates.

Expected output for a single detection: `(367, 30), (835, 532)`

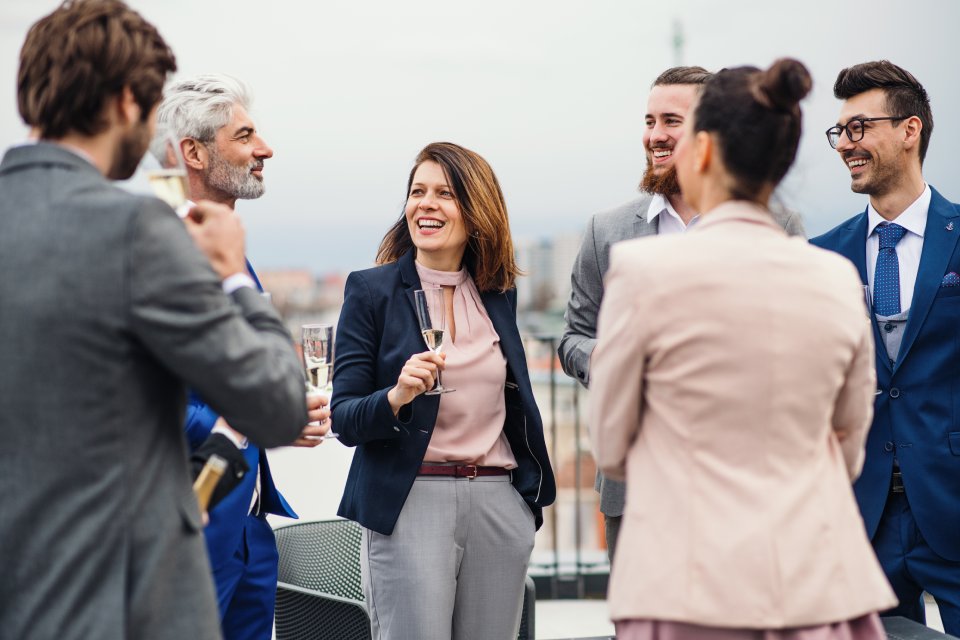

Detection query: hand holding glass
(301, 323), (339, 439)
(414, 288), (455, 395)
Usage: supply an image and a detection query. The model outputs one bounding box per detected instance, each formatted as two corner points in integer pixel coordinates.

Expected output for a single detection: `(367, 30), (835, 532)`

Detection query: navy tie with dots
(873, 223), (907, 316)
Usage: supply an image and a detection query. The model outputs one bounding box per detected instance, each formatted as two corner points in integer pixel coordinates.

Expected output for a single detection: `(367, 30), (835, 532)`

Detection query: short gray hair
(157, 74), (251, 142)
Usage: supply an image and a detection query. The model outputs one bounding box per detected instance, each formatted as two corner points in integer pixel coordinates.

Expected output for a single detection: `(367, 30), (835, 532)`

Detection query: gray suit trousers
(362, 476), (535, 640)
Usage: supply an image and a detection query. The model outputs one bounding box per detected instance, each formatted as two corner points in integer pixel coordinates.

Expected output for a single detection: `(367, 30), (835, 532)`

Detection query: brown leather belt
(418, 464), (510, 479)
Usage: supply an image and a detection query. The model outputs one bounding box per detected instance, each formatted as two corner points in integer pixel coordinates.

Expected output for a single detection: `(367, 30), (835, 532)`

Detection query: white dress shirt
(647, 193), (700, 235)
(866, 184), (930, 313)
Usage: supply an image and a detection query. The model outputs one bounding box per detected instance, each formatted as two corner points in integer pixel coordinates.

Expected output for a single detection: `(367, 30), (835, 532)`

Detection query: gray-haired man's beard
(639, 162), (681, 197)
(205, 149), (266, 200)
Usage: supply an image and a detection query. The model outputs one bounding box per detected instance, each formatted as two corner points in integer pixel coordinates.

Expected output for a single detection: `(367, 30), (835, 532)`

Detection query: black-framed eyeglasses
(825, 116), (911, 149)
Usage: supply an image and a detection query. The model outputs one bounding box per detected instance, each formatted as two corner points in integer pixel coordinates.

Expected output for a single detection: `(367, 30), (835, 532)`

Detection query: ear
(694, 130), (712, 173)
(902, 115), (923, 152)
(181, 138), (207, 171)
(116, 86), (141, 126)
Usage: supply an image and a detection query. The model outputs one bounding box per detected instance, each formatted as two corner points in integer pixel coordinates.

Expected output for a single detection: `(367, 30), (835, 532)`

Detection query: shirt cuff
(222, 273), (256, 295)
(212, 423), (248, 449)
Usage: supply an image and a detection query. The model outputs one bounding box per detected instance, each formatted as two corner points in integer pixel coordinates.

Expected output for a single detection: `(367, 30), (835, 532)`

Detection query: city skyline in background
(2, 0), (958, 281)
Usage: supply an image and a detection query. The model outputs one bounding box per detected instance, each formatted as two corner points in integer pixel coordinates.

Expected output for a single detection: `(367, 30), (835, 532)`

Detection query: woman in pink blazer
(589, 59), (896, 640)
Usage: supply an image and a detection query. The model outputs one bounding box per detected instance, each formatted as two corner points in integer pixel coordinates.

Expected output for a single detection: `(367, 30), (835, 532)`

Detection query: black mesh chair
(274, 518), (536, 640)
(275, 519), (369, 640)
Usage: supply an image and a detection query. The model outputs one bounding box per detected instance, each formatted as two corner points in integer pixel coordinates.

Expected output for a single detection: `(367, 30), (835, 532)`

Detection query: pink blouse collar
(415, 261), (469, 287)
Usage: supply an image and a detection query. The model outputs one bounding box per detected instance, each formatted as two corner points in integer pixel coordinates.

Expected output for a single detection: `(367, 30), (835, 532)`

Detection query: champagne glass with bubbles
(301, 323), (338, 439)
(414, 287), (455, 395)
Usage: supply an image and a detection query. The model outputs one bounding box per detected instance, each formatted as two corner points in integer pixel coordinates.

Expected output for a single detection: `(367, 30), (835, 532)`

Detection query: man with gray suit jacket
(0, 2), (309, 639)
(558, 66), (805, 560)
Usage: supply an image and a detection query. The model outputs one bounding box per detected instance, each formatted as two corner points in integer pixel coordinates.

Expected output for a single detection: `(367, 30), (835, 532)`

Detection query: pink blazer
(590, 201), (896, 628)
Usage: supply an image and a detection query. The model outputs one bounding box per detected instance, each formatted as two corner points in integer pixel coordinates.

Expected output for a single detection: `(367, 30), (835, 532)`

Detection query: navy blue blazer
(811, 186), (960, 561)
(331, 250), (556, 536)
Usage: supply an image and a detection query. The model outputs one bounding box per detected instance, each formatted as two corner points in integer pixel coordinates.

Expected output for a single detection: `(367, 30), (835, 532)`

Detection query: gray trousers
(362, 475), (535, 640)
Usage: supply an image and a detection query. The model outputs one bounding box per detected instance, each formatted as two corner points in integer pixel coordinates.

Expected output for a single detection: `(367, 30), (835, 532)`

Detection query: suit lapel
(835, 211), (892, 374)
(836, 211), (871, 284)
(398, 250), (423, 319)
(480, 290), (528, 385)
(895, 188), (960, 369)
(634, 202), (658, 238)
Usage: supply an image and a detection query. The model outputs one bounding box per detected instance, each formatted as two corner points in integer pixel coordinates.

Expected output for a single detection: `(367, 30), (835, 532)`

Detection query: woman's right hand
(387, 351), (446, 415)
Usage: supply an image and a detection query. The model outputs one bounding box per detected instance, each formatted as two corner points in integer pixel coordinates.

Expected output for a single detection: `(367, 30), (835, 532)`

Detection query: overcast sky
(2, 0), (959, 275)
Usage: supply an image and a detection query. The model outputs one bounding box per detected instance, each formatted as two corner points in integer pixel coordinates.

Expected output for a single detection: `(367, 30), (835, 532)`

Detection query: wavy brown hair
(376, 142), (521, 293)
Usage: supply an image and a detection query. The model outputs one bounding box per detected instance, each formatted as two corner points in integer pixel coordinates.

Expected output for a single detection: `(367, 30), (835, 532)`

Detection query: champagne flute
(301, 323), (339, 440)
(414, 287), (455, 395)
(144, 131), (191, 218)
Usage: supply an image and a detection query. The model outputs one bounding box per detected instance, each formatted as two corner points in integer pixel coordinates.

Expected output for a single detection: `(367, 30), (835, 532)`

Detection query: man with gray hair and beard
(158, 74), (327, 640)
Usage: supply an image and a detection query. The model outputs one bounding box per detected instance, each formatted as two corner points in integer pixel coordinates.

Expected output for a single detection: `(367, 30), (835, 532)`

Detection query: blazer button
(884, 442), (895, 452)
(884, 323), (894, 333)
(889, 388), (900, 398)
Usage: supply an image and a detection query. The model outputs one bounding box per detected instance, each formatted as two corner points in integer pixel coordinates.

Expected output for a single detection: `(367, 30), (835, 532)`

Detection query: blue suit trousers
(212, 513), (279, 640)
(874, 491), (960, 635)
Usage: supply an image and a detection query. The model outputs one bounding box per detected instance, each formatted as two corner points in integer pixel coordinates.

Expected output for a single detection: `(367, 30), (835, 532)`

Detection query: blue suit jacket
(331, 250), (556, 536)
(811, 186), (960, 561)
(184, 261), (297, 571)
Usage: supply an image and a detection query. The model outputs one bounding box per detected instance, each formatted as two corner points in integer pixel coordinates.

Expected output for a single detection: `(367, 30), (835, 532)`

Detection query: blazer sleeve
(589, 244), (649, 482)
(126, 201), (307, 449)
(330, 271), (409, 446)
(183, 393), (219, 450)
(831, 309), (877, 480)
(558, 214), (603, 387)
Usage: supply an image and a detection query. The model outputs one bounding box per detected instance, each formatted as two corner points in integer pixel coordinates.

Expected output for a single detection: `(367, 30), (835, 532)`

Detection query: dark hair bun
(755, 58), (812, 112)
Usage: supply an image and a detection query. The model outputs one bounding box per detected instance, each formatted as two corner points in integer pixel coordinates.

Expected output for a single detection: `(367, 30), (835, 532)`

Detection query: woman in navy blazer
(332, 142), (555, 639)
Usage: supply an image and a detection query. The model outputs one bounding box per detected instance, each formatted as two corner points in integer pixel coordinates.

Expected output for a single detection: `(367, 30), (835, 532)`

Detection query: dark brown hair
(652, 66), (712, 88)
(18, 0), (177, 139)
(376, 142), (521, 293)
(693, 58), (812, 202)
(834, 60), (933, 163)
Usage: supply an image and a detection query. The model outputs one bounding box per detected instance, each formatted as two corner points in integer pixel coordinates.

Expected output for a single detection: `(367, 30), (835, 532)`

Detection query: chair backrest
(274, 518), (536, 640)
(275, 519), (364, 602)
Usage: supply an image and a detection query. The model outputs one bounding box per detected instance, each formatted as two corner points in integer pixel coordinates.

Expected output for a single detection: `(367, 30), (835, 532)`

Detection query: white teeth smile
(418, 220), (444, 229)
(848, 159), (868, 168)
(653, 150), (672, 158)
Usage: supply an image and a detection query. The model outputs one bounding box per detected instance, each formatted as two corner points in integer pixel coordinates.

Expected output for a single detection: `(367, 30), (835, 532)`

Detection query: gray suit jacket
(558, 195), (805, 516)
(0, 143), (308, 640)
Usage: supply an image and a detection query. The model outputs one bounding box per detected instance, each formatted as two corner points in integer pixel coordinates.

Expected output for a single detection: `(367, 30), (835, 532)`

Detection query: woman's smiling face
(405, 160), (468, 271)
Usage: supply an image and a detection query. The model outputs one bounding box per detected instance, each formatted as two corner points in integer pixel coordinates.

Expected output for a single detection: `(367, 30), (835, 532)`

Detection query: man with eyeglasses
(812, 60), (960, 634)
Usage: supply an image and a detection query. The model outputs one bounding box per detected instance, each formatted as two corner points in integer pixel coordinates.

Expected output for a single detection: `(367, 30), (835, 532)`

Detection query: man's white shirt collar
(647, 193), (699, 231)
(867, 183), (930, 239)
(647, 193), (675, 222)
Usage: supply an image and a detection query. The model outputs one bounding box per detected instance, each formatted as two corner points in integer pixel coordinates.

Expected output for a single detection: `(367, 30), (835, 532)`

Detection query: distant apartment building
(514, 231), (584, 313)
(258, 269), (346, 336)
